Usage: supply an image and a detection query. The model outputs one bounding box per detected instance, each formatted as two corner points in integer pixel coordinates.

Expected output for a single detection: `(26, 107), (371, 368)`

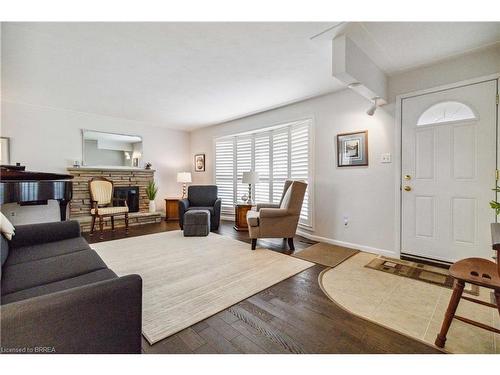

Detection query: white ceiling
(2, 22), (499, 130)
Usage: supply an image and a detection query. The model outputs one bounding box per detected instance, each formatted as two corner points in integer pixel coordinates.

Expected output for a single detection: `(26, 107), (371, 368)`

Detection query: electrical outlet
(381, 153), (392, 163)
(343, 216), (349, 227)
(10, 211), (16, 217)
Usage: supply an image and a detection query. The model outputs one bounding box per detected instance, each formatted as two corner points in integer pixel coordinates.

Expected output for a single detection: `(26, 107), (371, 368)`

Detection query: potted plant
(146, 180), (158, 213)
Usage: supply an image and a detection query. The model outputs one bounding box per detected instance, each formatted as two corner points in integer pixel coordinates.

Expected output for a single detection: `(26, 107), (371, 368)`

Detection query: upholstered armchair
(89, 177), (129, 238)
(178, 185), (222, 231)
(246, 180), (307, 251)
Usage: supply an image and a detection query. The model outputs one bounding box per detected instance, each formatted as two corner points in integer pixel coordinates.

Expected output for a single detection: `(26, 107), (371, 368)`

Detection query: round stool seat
(449, 257), (500, 289)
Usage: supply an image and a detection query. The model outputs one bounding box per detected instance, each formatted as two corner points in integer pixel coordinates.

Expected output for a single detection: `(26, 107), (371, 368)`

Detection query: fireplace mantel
(67, 167), (155, 172)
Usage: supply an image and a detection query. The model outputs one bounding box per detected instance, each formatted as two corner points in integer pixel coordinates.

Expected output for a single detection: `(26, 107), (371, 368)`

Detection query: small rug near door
(293, 242), (359, 267)
(365, 256), (479, 296)
(92, 231), (314, 345)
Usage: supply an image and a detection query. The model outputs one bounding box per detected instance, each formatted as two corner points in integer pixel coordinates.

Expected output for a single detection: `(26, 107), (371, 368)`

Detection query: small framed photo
(194, 153), (205, 172)
(337, 131), (368, 167)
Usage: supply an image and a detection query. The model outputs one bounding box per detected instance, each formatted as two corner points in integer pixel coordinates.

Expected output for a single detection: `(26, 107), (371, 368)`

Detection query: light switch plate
(381, 153), (392, 163)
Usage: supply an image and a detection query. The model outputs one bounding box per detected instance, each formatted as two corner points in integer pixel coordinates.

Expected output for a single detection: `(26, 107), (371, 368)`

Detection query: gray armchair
(178, 185), (222, 230)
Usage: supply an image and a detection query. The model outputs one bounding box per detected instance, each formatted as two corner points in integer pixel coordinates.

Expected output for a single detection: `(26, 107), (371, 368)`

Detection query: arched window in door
(417, 101), (477, 126)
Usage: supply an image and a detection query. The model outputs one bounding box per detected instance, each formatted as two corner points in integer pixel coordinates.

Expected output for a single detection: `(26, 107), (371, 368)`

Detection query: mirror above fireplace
(82, 130), (143, 168)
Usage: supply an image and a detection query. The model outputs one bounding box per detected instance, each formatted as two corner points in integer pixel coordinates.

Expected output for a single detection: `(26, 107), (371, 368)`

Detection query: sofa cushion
(1, 234), (9, 267)
(246, 210), (260, 227)
(1, 268), (117, 305)
(90, 206), (129, 215)
(5, 236), (91, 267)
(1, 250), (108, 295)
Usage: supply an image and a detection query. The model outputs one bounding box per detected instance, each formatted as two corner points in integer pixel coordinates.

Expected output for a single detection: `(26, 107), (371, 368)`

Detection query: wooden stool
(434, 257), (500, 348)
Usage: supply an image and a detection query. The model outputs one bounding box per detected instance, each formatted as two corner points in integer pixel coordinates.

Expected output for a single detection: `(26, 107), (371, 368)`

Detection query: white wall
(190, 89), (397, 255)
(1, 101), (190, 224)
(388, 44), (500, 103)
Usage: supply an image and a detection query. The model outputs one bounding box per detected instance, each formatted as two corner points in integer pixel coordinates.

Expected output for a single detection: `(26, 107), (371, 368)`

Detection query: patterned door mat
(365, 256), (480, 296)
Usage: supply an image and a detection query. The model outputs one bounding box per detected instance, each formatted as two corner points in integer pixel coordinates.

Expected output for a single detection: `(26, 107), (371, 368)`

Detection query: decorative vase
(148, 200), (156, 213)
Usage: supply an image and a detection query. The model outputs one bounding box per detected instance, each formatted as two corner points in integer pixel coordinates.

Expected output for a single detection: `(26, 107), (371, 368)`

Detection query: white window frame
(213, 118), (314, 230)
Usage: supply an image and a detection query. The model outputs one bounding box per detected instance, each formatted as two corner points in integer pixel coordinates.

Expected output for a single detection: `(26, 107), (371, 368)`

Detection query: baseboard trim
(296, 230), (397, 258)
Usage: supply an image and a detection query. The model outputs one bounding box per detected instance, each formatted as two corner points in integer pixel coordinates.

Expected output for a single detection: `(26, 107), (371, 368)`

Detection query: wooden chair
(89, 177), (129, 238)
(435, 223), (500, 348)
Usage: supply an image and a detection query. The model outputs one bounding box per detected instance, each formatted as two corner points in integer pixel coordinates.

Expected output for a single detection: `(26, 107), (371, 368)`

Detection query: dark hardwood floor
(84, 220), (441, 354)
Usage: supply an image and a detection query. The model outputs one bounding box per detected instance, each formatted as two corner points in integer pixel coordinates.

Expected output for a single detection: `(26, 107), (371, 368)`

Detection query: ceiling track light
(366, 97), (379, 116)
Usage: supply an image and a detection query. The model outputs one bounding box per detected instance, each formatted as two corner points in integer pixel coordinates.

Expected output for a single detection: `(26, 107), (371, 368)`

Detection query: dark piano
(0, 165), (74, 221)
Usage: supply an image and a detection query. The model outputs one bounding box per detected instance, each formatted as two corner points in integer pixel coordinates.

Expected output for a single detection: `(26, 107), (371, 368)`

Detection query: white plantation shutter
(214, 119), (312, 226)
(215, 138), (235, 215)
(254, 132), (270, 203)
(271, 128), (289, 204)
(236, 136), (252, 201)
(291, 122), (311, 225)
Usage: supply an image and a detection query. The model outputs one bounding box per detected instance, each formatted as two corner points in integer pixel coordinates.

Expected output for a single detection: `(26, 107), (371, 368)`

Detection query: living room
(1, 1), (499, 373)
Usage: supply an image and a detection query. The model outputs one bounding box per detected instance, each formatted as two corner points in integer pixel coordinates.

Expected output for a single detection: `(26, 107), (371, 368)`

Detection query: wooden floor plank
(230, 319), (289, 354)
(198, 327), (242, 354)
(228, 305), (305, 354)
(205, 316), (241, 341)
(230, 334), (267, 354)
(177, 328), (206, 351)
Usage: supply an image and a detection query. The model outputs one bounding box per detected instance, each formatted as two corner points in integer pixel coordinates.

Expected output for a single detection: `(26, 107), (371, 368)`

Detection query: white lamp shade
(177, 172), (192, 183)
(242, 171), (259, 184)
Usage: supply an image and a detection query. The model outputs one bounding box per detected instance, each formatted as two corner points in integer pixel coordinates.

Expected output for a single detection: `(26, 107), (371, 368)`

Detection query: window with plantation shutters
(215, 138), (235, 214)
(214, 119), (312, 226)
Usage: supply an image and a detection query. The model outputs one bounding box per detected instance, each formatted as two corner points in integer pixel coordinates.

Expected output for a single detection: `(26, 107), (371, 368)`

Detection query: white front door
(401, 79), (498, 263)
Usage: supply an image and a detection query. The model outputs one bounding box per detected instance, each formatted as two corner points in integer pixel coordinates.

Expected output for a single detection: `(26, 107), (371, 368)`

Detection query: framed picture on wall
(194, 153), (205, 172)
(336, 131), (368, 167)
(0, 137), (10, 165)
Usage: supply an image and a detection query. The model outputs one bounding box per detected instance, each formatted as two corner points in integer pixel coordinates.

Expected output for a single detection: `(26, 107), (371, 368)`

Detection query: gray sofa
(178, 185), (222, 231)
(0, 221), (142, 354)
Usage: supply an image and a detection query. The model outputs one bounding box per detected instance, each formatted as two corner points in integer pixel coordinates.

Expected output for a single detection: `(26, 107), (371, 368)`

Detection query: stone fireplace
(67, 167), (162, 232)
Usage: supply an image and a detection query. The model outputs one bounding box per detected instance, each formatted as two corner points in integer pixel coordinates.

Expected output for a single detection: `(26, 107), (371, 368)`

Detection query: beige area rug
(293, 242), (359, 267)
(319, 252), (499, 354)
(92, 231), (314, 345)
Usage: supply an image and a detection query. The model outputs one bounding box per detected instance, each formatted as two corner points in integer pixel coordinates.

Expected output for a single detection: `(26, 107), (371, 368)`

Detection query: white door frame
(394, 73), (500, 259)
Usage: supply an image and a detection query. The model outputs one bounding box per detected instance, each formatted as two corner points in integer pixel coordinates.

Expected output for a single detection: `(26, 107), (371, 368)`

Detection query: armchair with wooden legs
(89, 177), (129, 238)
(246, 180), (307, 252)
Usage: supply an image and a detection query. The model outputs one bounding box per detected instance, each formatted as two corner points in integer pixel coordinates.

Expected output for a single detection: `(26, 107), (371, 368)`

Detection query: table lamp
(177, 172), (192, 199)
(242, 171), (259, 204)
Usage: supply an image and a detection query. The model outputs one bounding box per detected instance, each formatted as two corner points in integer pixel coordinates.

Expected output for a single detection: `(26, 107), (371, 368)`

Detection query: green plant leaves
(146, 181), (158, 200)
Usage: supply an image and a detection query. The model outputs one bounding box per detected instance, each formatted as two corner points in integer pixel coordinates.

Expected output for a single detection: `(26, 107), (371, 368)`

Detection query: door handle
(403, 186), (412, 192)
(404, 174), (411, 180)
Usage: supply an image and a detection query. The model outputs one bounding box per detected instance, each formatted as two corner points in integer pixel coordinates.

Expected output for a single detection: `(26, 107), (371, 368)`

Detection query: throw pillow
(0, 211), (15, 240)
(279, 182), (293, 209)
